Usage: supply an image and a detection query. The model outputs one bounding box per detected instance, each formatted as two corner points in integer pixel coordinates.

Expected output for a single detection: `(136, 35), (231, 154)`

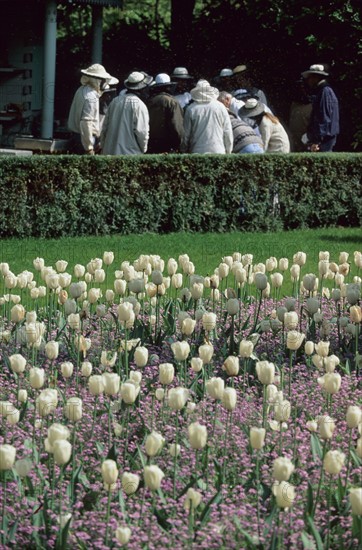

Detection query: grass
(1, 228), (360, 278)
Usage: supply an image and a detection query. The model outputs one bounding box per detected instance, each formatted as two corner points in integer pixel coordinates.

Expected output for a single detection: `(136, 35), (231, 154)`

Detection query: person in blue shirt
(301, 64), (339, 152)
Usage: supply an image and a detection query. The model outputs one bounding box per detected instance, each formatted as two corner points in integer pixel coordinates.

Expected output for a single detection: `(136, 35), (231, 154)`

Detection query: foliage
(0, 154), (361, 239)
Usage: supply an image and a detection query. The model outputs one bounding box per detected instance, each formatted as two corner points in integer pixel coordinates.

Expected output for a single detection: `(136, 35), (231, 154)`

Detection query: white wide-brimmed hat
(233, 64), (247, 75)
(81, 63), (113, 80)
(302, 64), (329, 78)
(171, 67), (193, 79)
(238, 98), (265, 118)
(219, 68), (233, 78)
(190, 81), (219, 103)
(124, 71), (153, 90)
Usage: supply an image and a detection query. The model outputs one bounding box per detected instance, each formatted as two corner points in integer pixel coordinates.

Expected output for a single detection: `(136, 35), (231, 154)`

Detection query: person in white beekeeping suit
(68, 63), (118, 154)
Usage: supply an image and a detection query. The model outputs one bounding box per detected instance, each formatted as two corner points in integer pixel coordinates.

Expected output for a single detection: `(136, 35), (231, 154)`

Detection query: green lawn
(1, 228), (361, 277)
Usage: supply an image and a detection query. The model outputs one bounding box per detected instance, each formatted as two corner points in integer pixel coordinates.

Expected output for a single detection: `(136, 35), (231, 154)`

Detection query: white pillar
(41, 0), (57, 139)
(91, 6), (103, 64)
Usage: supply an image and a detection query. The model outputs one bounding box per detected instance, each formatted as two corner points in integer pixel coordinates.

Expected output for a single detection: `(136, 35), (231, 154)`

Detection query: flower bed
(0, 250), (361, 549)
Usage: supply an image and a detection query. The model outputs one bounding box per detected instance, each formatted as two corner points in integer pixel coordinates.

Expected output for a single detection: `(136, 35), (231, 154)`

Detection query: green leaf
(199, 491), (223, 527)
(306, 515), (323, 550)
(55, 515), (72, 550)
(233, 516), (258, 547)
(106, 442), (118, 463)
(310, 433), (323, 461)
(301, 530), (317, 549)
(306, 481), (314, 516)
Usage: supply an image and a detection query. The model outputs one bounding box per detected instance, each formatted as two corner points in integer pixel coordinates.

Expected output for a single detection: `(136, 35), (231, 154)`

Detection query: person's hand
(310, 143), (320, 152)
(86, 148), (95, 155)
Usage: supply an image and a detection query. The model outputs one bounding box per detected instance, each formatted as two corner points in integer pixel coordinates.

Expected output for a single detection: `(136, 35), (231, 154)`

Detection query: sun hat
(219, 68), (233, 78)
(81, 64), (113, 80)
(301, 64), (329, 78)
(150, 73), (177, 92)
(238, 98), (265, 118)
(190, 81), (219, 103)
(233, 64), (247, 75)
(124, 71), (153, 90)
(171, 67), (193, 79)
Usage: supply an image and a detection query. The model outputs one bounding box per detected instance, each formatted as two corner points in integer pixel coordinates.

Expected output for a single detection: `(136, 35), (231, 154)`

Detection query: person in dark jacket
(147, 73), (184, 153)
(301, 64), (339, 152)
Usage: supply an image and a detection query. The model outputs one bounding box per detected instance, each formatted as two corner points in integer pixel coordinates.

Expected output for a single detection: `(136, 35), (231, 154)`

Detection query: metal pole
(41, 0), (57, 139)
(91, 6), (103, 64)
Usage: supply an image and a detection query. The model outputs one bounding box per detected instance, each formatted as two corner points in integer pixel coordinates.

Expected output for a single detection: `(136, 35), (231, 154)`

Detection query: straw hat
(124, 71), (153, 90)
(81, 64), (113, 80)
(238, 98), (265, 118)
(301, 64), (329, 78)
(171, 67), (193, 80)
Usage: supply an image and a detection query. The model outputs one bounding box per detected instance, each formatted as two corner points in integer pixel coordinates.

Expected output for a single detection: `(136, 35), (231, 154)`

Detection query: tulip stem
(104, 488), (112, 547)
(90, 395), (98, 439)
(343, 428), (353, 495)
(312, 440), (327, 517)
(255, 451), (261, 539)
(1, 472), (7, 546)
(288, 350), (293, 400)
(262, 385), (267, 429)
(173, 414), (179, 499)
(59, 468), (64, 548)
(222, 411), (231, 482)
(279, 422), (283, 454)
(325, 475), (333, 549)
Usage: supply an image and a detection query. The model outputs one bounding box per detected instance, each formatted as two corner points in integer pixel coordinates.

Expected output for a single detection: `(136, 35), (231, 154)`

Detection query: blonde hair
(264, 112), (280, 124)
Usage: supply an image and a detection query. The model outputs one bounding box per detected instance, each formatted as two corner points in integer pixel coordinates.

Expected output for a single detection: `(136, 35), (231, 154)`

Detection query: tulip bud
(315, 341), (330, 357)
(169, 443), (181, 458)
(284, 311), (298, 330)
(65, 397), (82, 422)
(286, 331), (304, 351)
(134, 346), (148, 368)
(202, 312), (217, 331)
(102, 459), (118, 485)
(11, 304), (25, 323)
(239, 340), (254, 358)
(103, 373), (120, 396)
(256, 361), (275, 385)
(188, 422), (207, 450)
(346, 406), (362, 429)
(274, 400), (291, 423)
(9, 354), (27, 374)
(115, 526), (131, 546)
(272, 457), (295, 481)
(168, 387), (188, 410)
(143, 465), (164, 490)
(221, 387), (237, 411)
(184, 488), (202, 511)
(159, 363), (174, 385)
(250, 427), (266, 450)
(29, 367), (45, 389)
(198, 343), (214, 364)
(181, 318), (196, 336)
(323, 450), (345, 475)
(145, 431), (165, 457)
(17, 389), (28, 404)
(87, 375), (104, 397)
(222, 356), (239, 377)
(350, 305), (362, 324)
(0, 444), (16, 470)
(318, 415), (336, 440)
(120, 382), (138, 405)
(121, 472), (140, 495)
(304, 341), (314, 356)
(80, 361), (92, 377)
(206, 377), (224, 400)
(274, 480), (296, 509)
(323, 372), (341, 395)
(349, 487), (362, 516)
(53, 440), (72, 466)
(155, 388), (165, 401)
(61, 362), (74, 379)
(14, 458), (32, 478)
(190, 357), (203, 373)
(254, 273), (268, 291)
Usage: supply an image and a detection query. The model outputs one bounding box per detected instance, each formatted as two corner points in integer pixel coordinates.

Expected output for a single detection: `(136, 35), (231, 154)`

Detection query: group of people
(68, 62), (340, 156)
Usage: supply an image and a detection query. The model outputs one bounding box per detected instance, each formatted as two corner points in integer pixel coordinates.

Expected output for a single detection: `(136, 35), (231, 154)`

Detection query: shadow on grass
(318, 234), (362, 244)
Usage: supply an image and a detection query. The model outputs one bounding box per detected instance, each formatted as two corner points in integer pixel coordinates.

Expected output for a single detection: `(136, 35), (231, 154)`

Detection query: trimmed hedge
(0, 153), (361, 238)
